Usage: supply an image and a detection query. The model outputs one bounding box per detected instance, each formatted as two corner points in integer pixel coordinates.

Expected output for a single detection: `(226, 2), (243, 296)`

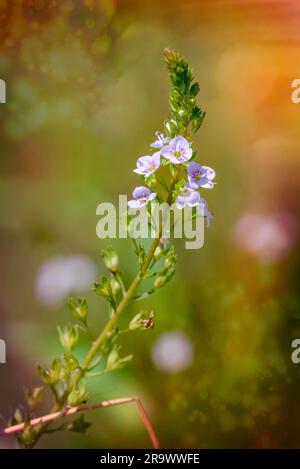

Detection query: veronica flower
(161, 135), (193, 164)
(199, 197), (214, 226)
(187, 161), (216, 189)
(150, 132), (169, 149)
(133, 152), (160, 177)
(128, 186), (156, 208)
(175, 185), (201, 209)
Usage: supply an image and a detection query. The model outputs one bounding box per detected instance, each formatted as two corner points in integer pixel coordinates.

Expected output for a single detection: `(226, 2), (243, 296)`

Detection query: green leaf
(132, 289), (155, 301)
(190, 82), (200, 98)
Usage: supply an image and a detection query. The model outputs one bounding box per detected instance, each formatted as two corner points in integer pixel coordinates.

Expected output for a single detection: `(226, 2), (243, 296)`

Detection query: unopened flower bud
(68, 297), (88, 323)
(154, 246), (163, 260)
(154, 275), (167, 288)
(101, 247), (119, 273)
(57, 324), (79, 352)
(110, 277), (121, 295)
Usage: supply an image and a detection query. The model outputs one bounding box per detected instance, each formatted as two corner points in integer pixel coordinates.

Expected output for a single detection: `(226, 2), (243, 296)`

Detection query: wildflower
(128, 186), (156, 208)
(199, 197), (214, 226)
(150, 131), (169, 149)
(161, 135), (193, 164)
(133, 152), (161, 177)
(175, 185), (201, 209)
(187, 161), (216, 189)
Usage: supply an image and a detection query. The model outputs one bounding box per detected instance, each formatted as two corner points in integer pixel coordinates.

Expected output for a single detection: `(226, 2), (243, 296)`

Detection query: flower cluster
(129, 132), (215, 225)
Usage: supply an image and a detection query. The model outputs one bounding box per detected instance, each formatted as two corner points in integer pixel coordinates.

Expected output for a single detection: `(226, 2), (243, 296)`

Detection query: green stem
(81, 164), (181, 372)
(29, 151), (182, 447)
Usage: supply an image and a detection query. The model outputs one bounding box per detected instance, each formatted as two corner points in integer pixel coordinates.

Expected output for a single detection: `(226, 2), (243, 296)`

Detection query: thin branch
(0, 397), (160, 449)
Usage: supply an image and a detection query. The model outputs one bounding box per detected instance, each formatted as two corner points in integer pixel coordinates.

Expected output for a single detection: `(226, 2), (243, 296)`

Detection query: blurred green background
(1, 0), (300, 448)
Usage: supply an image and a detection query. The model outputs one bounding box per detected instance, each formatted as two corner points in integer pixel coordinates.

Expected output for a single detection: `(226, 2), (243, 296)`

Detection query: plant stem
(81, 164), (181, 371)
(1, 397), (160, 449)
(27, 155), (182, 446)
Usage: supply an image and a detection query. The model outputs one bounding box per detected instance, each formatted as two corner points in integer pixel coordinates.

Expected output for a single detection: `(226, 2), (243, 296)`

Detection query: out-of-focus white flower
(233, 212), (298, 262)
(151, 331), (194, 374)
(35, 255), (98, 306)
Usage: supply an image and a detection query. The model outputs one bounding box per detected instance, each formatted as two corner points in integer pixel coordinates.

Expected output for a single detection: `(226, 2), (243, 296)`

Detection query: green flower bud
(68, 297), (88, 323)
(106, 345), (133, 372)
(57, 324), (79, 352)
(154, 275), (167, 289)
(37, 362), (60, 386)
(19, 423), (42, 448)
(153, 246), (163, 260)
(25, 387), (43, 411)
(67, 384), (89, 407)
(101, 247), (119, 273)
(164, 246), (177, 269)
(93, 275), (113, 298)
(110, 277), (121, 295)
(129, 311), (146, 330)
(129, 310), (154, 330)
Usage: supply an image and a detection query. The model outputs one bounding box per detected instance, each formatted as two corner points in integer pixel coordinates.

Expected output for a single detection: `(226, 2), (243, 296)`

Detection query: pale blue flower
(150, 132), (169, 149)
(175, 185), (201, 209)
(161, 135), (193, 164)
(199, 197), (213, 226)
(133, 152), (160, 177)
(128, 186), (156, 209)
(187, 161), (216, 189)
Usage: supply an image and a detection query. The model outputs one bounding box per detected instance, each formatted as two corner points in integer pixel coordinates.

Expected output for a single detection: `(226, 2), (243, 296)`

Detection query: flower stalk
(4, 48), (215, 449)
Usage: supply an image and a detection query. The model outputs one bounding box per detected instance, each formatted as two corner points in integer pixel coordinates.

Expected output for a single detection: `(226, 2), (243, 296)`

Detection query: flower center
(149, 164), (155, 171)
(174, 151), (182, 158)
(195, 173), (201, 181)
